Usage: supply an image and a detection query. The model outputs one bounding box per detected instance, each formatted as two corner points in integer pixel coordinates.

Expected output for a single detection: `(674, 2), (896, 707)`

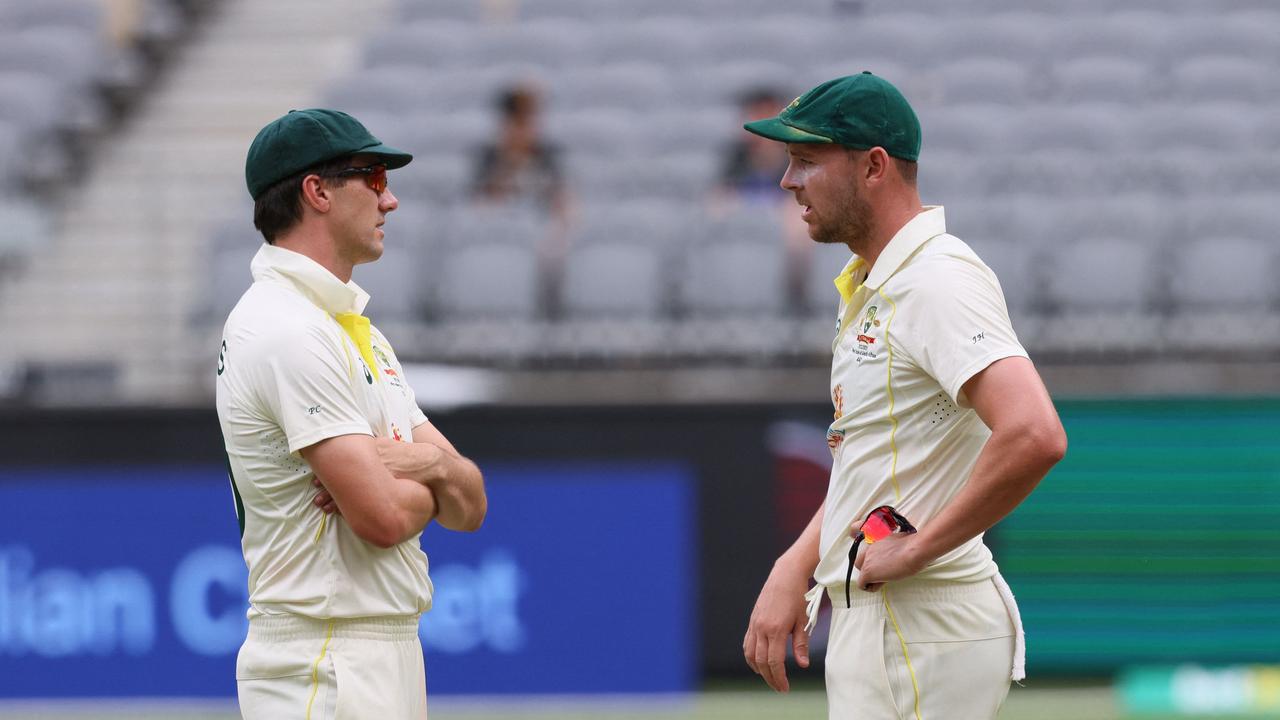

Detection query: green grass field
(0, 682), (1260, 720)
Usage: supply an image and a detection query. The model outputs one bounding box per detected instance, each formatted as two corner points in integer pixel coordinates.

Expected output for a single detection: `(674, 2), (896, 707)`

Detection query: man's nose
(380, 188), (399, 211)
(780, 161), (801, 191)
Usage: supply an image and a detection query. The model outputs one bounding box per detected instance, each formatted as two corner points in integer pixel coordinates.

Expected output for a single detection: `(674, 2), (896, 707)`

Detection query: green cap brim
(360, 142), (413, 169)
(743, 117), (834, 144)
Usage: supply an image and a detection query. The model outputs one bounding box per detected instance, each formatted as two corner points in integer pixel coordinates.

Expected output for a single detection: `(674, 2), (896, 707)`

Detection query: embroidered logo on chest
(855, 304), (882, 345)
(372, 344), (406, 391)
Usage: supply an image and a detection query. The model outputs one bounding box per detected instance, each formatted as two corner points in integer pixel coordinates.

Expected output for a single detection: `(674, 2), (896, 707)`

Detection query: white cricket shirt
(216, 244), (432, 619)
(815, 206), (1029, 591)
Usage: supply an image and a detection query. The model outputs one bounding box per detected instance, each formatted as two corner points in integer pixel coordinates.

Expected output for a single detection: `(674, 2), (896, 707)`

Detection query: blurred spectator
(470, 82), (573, 317)
(711, 87), (814, 314)
(714, 87), (791, 206)
(471, 83), (568, 218)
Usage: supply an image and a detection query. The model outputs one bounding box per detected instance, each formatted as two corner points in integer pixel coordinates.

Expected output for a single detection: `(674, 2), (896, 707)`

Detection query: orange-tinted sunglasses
(336, 164), (388, 194)
(845, 505), (917, 606)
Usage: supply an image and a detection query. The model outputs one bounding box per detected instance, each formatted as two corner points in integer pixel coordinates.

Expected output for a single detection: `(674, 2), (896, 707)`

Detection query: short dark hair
(894, 157), (918, 186)
(252, 156), (353, 243)
(846, 147), (918, 187)
(497, 85), (539, 120)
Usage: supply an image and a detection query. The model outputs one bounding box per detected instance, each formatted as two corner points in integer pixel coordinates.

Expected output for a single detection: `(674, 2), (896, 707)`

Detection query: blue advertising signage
(0, 462), (696, 697)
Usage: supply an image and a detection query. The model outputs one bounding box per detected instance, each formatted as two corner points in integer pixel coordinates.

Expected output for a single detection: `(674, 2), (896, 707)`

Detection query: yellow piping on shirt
(335, 322), (355, 380)
(305, 620), (336, 720)
(883, 588), (923, 720)
(314, 513), (327, 543)
(877, 287), (902, 500)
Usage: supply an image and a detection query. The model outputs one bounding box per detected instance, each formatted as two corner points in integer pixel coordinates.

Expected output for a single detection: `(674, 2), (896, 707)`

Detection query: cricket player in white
(740, 74), (1066, 719)
(217, 109), (486, 719)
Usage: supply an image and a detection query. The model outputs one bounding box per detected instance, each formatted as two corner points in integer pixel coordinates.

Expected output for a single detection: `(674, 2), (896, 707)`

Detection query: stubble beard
(811, 187), (874, 250)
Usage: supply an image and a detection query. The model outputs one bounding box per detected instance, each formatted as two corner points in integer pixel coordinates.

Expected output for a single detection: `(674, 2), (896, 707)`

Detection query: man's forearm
(386, 477), (439, 544)
(913, 425), (1063, 565)
(383, 440), (486, 531)
(777, 501), (824, 577)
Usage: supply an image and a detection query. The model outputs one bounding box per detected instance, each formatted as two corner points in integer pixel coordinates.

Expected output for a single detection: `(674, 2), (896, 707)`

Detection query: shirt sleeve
(900, 255), (1028, 408)
(255, 321), (373, 453)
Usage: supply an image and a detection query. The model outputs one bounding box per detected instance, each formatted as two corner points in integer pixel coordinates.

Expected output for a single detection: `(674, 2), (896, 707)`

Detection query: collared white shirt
(815, 207), (1029, 591)
(216, 244), (432, 619)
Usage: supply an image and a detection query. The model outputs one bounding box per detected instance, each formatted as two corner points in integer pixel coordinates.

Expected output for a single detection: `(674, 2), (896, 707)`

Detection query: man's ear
(864, 146), (891, 184)
(300, 174), (332, 213)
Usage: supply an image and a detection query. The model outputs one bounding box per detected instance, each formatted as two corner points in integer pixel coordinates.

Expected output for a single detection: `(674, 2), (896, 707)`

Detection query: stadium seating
(165, 0), (1271, 366)
(0, 0), (188, 277)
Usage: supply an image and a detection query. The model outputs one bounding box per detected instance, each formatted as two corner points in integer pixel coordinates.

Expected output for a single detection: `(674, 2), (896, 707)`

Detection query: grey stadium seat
(921, 105), (1016, 154)
(1048, 56), (1153, 105)
(515, 0), (626, 22)
(387, 151), (471, 206)
(352, 244), (426, 323)
(362, 23), (472, 70)
(439, 205), (548, 248)
(1006, 104), (1130, 154)
(641, 106), (738, 154)
(325, 66), (431, 116)
(1164, 15), (1280, 63)
(805, 241), (855, 316)
(679, 60), (796, 105)
(469, 21), (590, 71)
(1169, 56), (1276, 104)
(611, 151), (719, 201)
(584, 18), (704, 67)
(932, 58), (1033, 107)
(552, 64), (669, 113)
(397, 110), (495, 157)
(934, 13), (1058, 66)
(842, 14), (945, 70)
(1049, 12), (1174, 60)
(209, 243), (257, 323)
(1130, 105), (1256, 153)
(0, 0), (103, 33)
(434, 242), (539, 320)
(0, 26), (103, 90)
(563, 242), (665, 319)
(680, 239), (787, 316)
(1173, 237), (1275, 308)
(0, 71), (64, 135)
(705, 18), (823, 71)
(0, 200), (48, 270)
(1042, 239), (1158, 312)
(1184, 196), (1271, 244)
(0, 121), (21, 190)
(544, 108), (638, 158)
(701, 206), (785, 247)
(398, 0), (486, 24)
(572, 200), (688, 247)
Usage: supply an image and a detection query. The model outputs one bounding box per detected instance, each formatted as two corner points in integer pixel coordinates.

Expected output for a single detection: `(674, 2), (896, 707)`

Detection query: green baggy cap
(744, 72), (921, 162)
(245, 108), (413, 200)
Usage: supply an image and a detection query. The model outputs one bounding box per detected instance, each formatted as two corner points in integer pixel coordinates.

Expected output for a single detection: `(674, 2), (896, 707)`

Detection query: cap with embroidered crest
(743, 72), (921, 162)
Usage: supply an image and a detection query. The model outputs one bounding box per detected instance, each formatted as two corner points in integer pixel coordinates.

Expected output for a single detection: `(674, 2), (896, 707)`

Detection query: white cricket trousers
(825, 576), (1017, 720)
(237, 614), (428, 720)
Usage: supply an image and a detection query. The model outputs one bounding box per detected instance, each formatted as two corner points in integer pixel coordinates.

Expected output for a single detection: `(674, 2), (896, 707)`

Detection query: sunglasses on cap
(845, 505), (917, 607)
(335, 164), (388, 194)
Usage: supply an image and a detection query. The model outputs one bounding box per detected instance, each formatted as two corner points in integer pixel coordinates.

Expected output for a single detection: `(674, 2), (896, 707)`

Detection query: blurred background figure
(710, 86), (814, 313)
(713, 87), (790, 208)
(471, 83), (567, 218)
(471, 82), (573, 317)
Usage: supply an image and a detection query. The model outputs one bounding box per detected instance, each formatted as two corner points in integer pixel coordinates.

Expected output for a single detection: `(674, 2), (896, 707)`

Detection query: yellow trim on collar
(334, 312), (379, 383)
(833, 258), (867, 304)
